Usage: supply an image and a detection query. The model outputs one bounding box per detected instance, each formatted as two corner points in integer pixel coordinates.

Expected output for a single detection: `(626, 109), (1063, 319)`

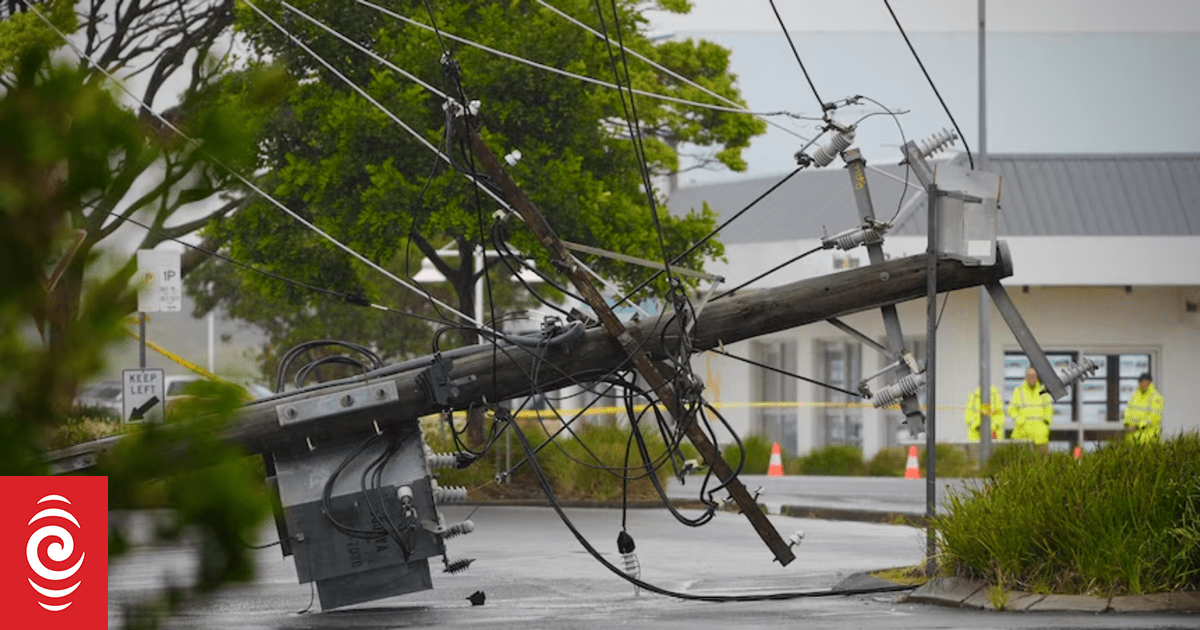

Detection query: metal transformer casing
(270, 422), (452, 610)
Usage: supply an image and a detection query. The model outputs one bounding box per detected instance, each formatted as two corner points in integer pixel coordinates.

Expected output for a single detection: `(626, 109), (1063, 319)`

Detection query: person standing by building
(1123, 372), (1163, 443)
(965, 385), (1004, 441)
(1008, 367), (1053, 448)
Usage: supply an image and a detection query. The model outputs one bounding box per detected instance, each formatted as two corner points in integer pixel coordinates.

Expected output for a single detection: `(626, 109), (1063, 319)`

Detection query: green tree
(193, 0), (762, 372)
(1, 0), (283, 409)
(1, 49), (270, 628)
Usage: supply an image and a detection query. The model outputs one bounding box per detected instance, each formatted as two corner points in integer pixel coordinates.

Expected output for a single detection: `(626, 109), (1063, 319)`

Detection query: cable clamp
(442, 97), (480, 119)
(416, 353), (458, 408)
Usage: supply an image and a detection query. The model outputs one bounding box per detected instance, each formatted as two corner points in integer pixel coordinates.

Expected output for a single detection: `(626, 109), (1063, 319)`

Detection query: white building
(668, 153), (1200, 459)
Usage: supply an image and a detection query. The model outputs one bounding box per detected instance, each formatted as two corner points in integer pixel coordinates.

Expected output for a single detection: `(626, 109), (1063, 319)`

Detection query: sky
(645, 0), (1200, 186)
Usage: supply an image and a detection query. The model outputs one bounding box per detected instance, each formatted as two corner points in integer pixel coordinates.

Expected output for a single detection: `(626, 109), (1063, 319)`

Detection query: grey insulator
(915, 128), (958, 160)
(871, 372), (926, 408)
(441, 520), (474, 539)
(821, 224), (888, 251)
(430, 479), (468, 504)
(425, 448), (458, 471)
(1058, 357), (1099, 387)
(810, 128), (856, 167)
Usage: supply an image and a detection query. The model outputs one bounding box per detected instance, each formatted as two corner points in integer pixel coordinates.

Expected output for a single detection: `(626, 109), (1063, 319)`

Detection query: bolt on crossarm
(453, 114), (796, 566)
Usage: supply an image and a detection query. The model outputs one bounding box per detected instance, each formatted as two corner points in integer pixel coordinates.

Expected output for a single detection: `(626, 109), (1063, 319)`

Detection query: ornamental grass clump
(933, 432), (1200, 596)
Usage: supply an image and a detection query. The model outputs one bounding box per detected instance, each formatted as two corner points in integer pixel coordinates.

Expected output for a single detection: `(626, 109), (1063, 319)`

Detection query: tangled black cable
(320, 427), (421, 561)
(501, 411), (916, 602)
(274, 339), (385, 393)
(611, 165), (806, 310)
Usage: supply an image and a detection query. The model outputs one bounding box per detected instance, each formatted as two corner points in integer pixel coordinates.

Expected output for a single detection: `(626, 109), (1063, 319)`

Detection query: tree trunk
(45, 255), (87, 420)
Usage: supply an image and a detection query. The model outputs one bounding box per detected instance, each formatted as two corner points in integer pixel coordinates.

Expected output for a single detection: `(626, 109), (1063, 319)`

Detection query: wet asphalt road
(108, 505), (1195, 629)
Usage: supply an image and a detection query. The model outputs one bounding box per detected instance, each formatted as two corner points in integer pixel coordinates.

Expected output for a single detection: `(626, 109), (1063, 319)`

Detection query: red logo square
(0, 476), (108, 629)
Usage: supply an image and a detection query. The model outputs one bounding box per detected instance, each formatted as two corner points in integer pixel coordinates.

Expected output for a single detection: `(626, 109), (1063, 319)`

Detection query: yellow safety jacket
(1008, 381), (1053, 446)
(1123, 384), (1163, 444)
(965, 385), (1004, 441)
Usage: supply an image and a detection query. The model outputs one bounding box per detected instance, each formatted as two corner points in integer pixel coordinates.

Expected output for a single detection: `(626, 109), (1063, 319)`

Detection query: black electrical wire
(596, 0), (677, 286)
(935, 289), (950, 331)
(883, 0), (974, 169)
(621, 394), (716, 527)
(611, 165), (805, 310)
(498, 370), (694, 484)
(420, 0), (449, 55)
(489, 218), (581, 314)
(503, 412), (916, 602)
(274, 339), (384, 393)
(767, 0), (826, 110)
(710, 347), (865, 400)
(321, 434), (386, 538)
(293, 355), (370, 390)
(712, 246), (823, 301)
(94, 205), (450, 327)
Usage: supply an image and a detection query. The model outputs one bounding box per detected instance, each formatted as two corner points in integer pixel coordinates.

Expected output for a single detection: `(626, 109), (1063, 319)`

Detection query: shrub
(934, 432), (1200, 596)
(425, 417), (680, 502)
(980, 442), (1035, 478)
(799, 444), (866, 476)
(720, 433), (774, 475)
(46, 416), (131, 450)
(867, 446), (908, 476)
(922, 443), (976, 478)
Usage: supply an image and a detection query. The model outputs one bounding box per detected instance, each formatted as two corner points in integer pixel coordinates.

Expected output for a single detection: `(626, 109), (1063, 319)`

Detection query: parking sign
(136, 250), (181, 312)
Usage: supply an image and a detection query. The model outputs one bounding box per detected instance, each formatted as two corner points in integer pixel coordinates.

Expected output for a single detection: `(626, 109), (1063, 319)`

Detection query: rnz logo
(3, 476), (107, 628)
(27, 494), (86, 611)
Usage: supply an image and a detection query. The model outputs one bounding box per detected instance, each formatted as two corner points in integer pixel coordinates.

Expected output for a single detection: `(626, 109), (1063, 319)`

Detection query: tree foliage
(193, 0), (763, 373)
(0, 49), (270, 628)
(0, 0), (293, 407)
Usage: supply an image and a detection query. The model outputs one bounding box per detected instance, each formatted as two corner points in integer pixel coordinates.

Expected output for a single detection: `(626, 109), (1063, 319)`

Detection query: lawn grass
(933, 432), (1200, 596)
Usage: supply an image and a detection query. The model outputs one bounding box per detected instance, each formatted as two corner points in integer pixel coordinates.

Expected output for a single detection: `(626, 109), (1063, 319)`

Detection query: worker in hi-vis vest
(1123, 372), (1164, 444)
(965, 385), (1004, 441)
(1008, 367), (1053, 446)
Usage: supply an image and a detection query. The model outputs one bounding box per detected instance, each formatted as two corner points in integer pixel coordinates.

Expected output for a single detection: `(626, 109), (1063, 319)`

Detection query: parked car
(164, 375), (274, 415)
(74, 380), (123, 418)
(165, 374), (204, 406)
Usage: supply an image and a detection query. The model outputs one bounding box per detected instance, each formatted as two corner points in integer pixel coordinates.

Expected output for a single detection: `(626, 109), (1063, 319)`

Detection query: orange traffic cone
(767, 442), (784, 477)
(904, 446), (921, 479)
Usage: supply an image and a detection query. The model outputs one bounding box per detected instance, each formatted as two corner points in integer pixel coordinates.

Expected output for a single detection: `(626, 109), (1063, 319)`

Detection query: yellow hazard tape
(433, 400), (976, 422)
(123, 326), (224, 382)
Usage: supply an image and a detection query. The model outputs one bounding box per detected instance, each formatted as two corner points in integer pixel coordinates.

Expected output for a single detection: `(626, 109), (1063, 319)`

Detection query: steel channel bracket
(842, 149), (925, 433)
(984, 281), (1069, 400)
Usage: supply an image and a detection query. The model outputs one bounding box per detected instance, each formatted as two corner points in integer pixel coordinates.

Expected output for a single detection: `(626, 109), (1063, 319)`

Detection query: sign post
(122, 368), (165, 423)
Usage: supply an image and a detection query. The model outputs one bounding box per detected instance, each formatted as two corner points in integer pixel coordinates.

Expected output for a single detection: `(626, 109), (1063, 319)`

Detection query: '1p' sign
(1, 476), (108, 628)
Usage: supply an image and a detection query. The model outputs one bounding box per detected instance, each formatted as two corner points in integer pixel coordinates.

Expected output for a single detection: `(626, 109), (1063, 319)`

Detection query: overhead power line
(767, 0), (827, 111)
(99, 207), (448, 326)
(883, 0), (974, 168)
(31, 2), (479, 330)
(350, 0), (813, 125)
(533, 0), (814, 140)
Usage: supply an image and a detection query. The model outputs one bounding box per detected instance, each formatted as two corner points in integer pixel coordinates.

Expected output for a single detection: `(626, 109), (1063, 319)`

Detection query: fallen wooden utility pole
(48, 252), (1015, 461)
(215, 243), (1013, 453)
(47, 243), (1014, 558)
